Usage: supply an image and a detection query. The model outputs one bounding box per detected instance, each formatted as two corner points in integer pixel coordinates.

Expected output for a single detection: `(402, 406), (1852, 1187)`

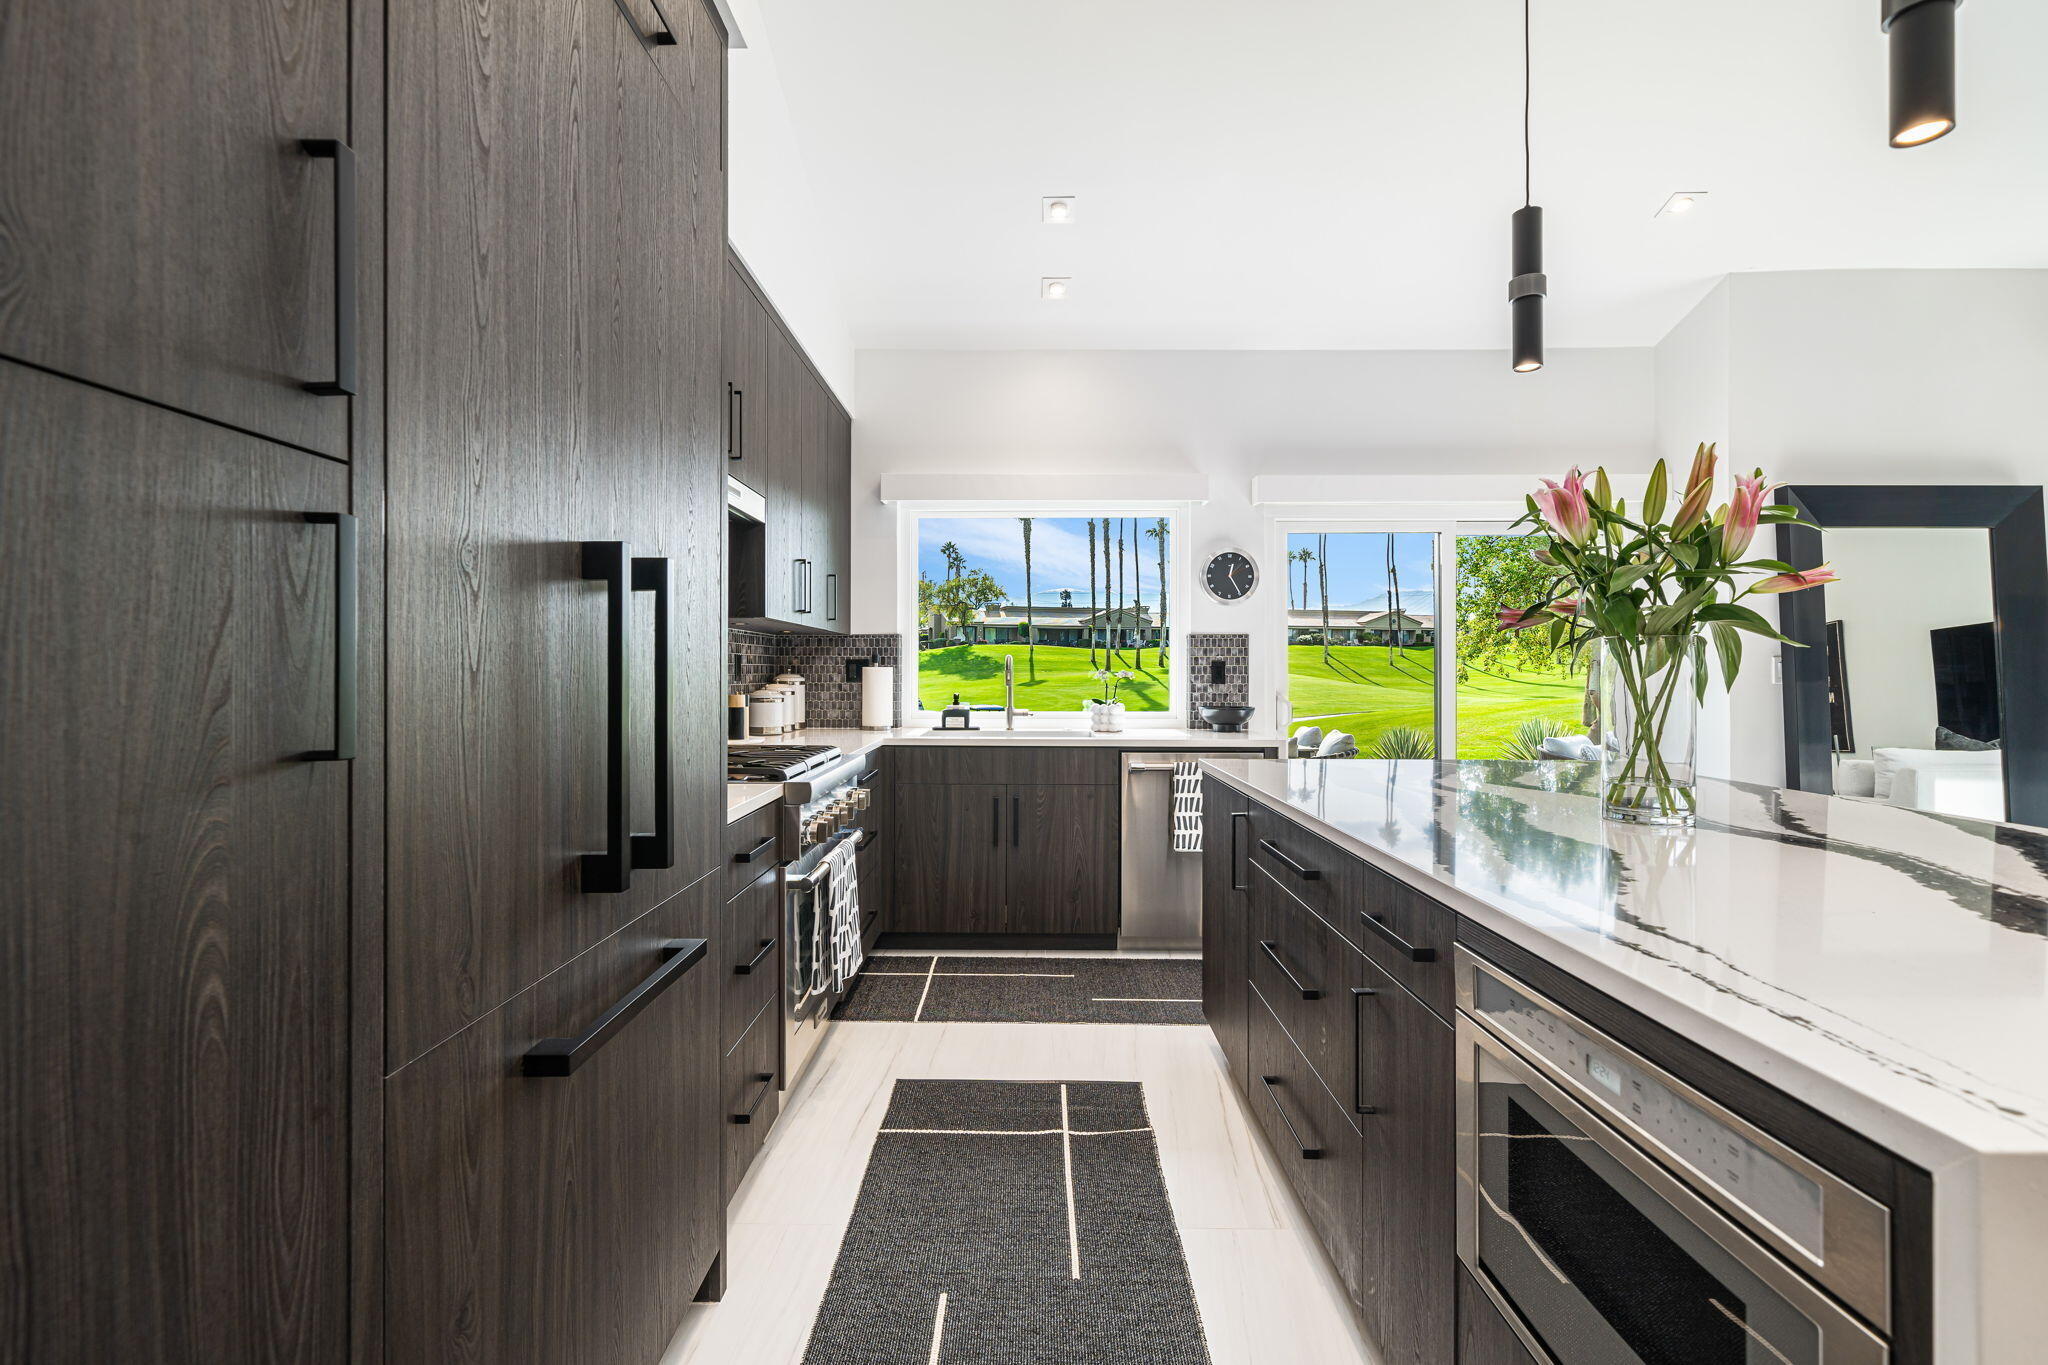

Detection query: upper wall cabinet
(384, 0), (727, 1069)
(0, 0), (355, 459)
(725, 256), (851, 633)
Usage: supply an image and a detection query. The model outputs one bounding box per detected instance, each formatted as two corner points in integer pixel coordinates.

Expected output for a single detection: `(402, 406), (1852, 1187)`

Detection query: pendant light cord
(1523, 0), (1532, 207)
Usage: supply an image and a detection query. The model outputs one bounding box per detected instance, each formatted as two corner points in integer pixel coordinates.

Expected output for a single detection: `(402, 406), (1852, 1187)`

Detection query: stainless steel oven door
(1457, 1014), (1888, 1365)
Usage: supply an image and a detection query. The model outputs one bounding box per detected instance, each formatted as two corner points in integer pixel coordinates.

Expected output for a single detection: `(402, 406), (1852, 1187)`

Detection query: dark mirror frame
(1777, 485), (2048, 827)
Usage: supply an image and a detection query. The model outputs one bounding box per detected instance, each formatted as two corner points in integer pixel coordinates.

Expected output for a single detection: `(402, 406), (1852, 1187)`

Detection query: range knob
(850, 787), (872, 810)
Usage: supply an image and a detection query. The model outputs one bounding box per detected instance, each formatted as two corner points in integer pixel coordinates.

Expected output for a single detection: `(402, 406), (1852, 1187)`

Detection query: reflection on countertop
(1201, 756), (2048, 1166)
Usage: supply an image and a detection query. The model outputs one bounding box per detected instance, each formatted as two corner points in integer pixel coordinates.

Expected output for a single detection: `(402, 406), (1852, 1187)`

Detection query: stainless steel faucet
(1004, 654), (1015, 730)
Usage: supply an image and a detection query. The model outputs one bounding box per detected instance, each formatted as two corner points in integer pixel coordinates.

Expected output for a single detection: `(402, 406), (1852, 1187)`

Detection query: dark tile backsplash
(1185, 633), (1251, 729)
(728, 628), (904, 728)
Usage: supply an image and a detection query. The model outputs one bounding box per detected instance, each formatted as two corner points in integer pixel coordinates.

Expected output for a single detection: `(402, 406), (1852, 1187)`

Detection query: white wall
(1665, 269), (2048, 784)
(1822, 528), (1995, 756)
(723, 0), (855, 406)
(851, 347), (1658, 716)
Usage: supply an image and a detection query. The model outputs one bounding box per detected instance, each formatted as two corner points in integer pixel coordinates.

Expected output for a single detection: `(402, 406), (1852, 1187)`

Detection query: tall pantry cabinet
(0, 0), (734, 1361)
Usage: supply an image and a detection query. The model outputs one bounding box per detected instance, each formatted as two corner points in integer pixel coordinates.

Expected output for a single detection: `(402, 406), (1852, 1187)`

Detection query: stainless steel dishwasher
(1120, 753), (1238, 949)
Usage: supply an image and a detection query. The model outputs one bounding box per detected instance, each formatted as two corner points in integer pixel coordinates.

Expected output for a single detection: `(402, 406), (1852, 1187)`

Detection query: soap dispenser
(938, 693), (977, 731)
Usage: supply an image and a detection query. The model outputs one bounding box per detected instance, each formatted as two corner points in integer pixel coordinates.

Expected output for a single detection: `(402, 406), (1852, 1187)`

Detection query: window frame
(897, 500), (1193, 724)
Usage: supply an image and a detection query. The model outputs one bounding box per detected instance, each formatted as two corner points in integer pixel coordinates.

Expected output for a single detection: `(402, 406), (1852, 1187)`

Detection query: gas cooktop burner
(728, 743), (842, 782)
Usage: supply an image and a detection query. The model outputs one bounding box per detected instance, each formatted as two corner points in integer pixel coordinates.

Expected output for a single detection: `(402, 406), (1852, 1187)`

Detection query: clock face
(1204, 550), (1258, 602)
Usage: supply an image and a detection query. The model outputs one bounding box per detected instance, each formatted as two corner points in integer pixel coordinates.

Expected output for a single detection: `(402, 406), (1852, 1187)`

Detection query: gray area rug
(833, 956), (1204, 1024)
(800, 1079), (1211, 1365)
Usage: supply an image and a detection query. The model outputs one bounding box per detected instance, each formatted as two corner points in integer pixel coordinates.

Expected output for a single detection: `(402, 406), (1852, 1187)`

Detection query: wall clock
(1203, 549), (1258, 603)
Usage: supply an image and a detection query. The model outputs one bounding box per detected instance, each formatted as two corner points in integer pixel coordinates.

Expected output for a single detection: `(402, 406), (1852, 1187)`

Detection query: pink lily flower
(1547, 598), (1580, 618)
(1671, 446), (1718, 534)
(1534, 468), (1595, 546)
(1720, 470), (1771, 560)
(1499, 605), (1551, 631)
(1751, 565), (1840, 595)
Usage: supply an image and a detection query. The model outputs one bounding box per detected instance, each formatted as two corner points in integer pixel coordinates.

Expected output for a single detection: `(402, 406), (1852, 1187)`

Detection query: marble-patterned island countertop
(1201, 756), (2048, 1359)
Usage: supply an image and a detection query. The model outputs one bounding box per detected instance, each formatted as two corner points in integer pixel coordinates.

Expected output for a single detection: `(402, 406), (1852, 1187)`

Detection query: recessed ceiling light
(1040, 276), (1071, 301)
(1655, 191), (1709, 218)
(1041, 196), (1077, 224)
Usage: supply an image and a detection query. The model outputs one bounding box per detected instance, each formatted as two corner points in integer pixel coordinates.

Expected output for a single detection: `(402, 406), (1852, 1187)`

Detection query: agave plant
(1498, 716), (1578, 761)
(1368, 726), (1436, 760)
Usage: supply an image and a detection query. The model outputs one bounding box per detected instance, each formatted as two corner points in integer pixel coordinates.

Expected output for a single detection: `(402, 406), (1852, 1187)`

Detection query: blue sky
(1283, 532), (1437, 613)
(919, 516), (1168, 608)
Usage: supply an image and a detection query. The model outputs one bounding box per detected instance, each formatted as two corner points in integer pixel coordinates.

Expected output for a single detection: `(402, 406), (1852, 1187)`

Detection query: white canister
(748, 688), (790, 736)
(773, 673), (806, 729)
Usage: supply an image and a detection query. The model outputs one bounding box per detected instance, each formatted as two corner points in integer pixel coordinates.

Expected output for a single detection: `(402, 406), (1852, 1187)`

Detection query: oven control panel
(1472, 969), (1827, 1258)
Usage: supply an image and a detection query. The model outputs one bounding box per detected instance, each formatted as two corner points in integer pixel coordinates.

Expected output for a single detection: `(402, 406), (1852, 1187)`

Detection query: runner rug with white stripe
(832, 955), (1204, 1025)
(799, 1080), (1210, 1365)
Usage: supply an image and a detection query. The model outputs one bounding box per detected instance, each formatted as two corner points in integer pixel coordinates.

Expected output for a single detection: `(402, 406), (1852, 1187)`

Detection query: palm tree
(1292, 546), (1315, 609)
(1018, 517), (1035, 677)
(1087, 519), (1099, 666)
(1116, 518), (1128, 666)
(1316, 533), (1332, 665)
(1100, 517), (1114, 664)
(1145, 518), (1169, 667)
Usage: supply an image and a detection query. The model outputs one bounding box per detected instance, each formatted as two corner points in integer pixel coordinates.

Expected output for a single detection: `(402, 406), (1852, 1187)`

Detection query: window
(910, 512), (1177, 716)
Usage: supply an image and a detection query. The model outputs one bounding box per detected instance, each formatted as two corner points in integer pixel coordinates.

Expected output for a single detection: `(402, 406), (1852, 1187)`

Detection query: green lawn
(1286, 645), (1583, 757)
(916, 644), (1171, 713)
(912, 642), (1581, 756)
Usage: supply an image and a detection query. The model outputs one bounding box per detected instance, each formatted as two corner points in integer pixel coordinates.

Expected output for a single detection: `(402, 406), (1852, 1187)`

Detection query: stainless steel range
(754, 748), (873, 1087)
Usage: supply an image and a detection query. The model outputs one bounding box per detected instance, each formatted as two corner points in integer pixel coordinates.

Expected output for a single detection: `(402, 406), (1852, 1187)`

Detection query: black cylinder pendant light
(1509, 0), (1545, 372)
(1883, 0), (1960, 147)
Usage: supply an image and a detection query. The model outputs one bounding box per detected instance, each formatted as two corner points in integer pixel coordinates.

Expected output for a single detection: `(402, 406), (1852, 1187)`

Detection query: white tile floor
(661, 953), (1377, 1365)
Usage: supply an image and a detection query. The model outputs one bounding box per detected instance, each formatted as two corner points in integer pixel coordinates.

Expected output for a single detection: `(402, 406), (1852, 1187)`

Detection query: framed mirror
(1777, 486), (2048, 826)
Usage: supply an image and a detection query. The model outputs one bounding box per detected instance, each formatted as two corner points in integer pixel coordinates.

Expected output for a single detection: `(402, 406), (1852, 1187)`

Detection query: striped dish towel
(1171, 761), (1203, 853)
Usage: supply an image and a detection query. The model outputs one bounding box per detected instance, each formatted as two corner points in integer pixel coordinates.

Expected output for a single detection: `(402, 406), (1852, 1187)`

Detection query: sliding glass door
(1451, 532), (1588, 758)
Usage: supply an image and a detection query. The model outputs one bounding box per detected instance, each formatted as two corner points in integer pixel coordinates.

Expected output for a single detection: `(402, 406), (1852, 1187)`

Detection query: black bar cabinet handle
(299, 512), (357, 761)
(1360, 910), (1438, 963)
(734, 834), (778, 864)
(1012, 795), (1020, 847)
(524, 938), (707, 1076)
(610, 0), (680, 44)
(629, 555), (673, 871)
(826, 573), (838, 623)
(734, 938), (777, 975)
(299, 139), (357, 396)
(580, 541), (634, 893)
(1259, 1076), (1322, 1159)
(727, 384), (743, 458)
(1230, 810), (1249, 891)
(1351, 987), (1379, 1115)
(992, 796), (1001, 846)
(1258, 941), (1320, 999)
(732, 1073), (776, 1124)
(1258, 839), (1321, 881)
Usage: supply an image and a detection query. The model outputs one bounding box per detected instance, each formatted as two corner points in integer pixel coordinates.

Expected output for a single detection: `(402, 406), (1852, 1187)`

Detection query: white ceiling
(755, 0), (2048, 353)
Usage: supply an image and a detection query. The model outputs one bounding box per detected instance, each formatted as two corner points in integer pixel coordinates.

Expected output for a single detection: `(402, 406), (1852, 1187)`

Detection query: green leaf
(1711, 622), (1743, 692)
(1641, 460), (1669, 526)
(1736, 559), (1794, 573)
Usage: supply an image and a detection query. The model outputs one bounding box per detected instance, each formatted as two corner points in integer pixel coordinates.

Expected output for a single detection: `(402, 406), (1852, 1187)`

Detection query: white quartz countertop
(1202, 757), (2048, 1169)
(726, 783), (781, 822)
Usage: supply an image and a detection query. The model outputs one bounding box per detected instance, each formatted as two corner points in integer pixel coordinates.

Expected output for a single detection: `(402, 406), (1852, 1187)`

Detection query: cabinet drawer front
(1246, 802), (1349, 930)
(1353, 861), (1453, 1019)
(720, 868), (782, 1050)
(721, 998), (781, 1204)
(725, 803), (781, 901)
(1249, 990), (1366, 1306)
(1250, 862), (1375, 1113)
(892, 745), (1116, 786)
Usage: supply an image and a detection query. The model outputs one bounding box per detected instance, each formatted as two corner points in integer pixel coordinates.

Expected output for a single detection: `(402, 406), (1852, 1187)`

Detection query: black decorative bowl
(1198, 704), (1256, 733)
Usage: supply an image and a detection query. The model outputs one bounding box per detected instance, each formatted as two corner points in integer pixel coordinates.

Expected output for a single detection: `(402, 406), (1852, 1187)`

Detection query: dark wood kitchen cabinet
(384, 0), (726, 1069)
(724, 254), (852, 633)
(1, 360), (354, 1363)
(1201, 782), (1253, 1095)
(384, 875), (723, 1365)
(887, 748), (1119, 939)
(0, 0), (354, 459)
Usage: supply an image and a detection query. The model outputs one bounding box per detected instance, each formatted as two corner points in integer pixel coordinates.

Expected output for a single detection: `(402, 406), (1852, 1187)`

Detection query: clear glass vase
(1592, 634), (1702, 826)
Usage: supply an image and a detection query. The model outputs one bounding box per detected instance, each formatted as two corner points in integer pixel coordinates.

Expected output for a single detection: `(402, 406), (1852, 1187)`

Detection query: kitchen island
(1199, 756), (2048, 1364)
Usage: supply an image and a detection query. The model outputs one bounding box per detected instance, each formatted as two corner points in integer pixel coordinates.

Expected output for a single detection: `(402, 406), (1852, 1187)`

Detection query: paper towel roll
(860, 666), (895, 730)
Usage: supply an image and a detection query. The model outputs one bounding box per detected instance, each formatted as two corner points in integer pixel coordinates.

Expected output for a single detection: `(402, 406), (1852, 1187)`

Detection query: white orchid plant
(1090, 668), (1137, 704)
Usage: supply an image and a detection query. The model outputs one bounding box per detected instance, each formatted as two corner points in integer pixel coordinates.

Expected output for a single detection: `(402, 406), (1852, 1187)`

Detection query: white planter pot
(1089, 700), (1125, 734)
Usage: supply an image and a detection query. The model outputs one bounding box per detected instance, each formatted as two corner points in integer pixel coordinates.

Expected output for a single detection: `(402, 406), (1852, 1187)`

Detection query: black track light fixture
(1509, 0), (1545, 373)
(1883, 0), (1961, 148)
